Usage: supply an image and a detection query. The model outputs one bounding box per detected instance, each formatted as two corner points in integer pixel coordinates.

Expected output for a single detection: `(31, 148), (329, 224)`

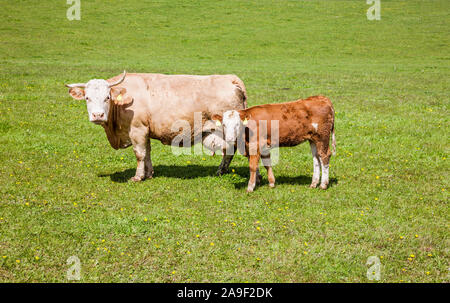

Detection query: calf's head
(213, 110), (247, 143)
(65, 71), (132, 124)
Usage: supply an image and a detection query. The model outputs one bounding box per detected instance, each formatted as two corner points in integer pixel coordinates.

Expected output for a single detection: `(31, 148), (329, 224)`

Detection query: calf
(212, 95), (336, 192)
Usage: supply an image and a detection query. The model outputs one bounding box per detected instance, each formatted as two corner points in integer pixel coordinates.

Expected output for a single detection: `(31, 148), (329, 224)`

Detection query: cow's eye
(85, 97), (89, 101)
(105, 96), (110, 102)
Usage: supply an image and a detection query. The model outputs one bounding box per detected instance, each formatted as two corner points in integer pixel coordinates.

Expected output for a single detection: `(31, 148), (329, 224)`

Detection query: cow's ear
(211, 114), (223, 125)
(111, 87), (133, 105)
(68, 87), (85, 100)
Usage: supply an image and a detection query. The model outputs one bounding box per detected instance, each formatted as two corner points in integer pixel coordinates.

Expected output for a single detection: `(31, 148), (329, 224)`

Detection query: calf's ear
(67, 87), (85, 100)
(238, 112), (250, 126)
(111, 87), (133, 105)
(238, 111), (248, 122)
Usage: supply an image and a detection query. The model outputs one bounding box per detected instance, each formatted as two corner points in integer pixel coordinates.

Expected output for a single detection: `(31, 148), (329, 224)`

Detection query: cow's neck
(102, 103), (121, 149)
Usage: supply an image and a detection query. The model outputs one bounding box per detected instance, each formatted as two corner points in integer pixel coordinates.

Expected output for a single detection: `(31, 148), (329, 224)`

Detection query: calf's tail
(331, 108), (336, 156)
(331, 124), (336, 156)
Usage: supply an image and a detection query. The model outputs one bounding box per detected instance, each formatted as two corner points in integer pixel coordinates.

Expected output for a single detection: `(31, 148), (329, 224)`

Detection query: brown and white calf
(213, 95), (336, 192)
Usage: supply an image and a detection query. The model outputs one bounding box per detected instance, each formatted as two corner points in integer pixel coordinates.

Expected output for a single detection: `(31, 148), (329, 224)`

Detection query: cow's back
(109, 73), (247, 145)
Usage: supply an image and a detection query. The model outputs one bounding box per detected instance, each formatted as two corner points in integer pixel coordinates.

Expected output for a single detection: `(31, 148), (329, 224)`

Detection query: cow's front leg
(216, 141), (236, 176)
(130, 129), (149, 182)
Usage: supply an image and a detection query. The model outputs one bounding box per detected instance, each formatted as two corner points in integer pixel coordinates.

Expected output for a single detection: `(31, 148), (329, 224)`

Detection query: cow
(65, 71), (247, 181)
(212, 95), (336, 192)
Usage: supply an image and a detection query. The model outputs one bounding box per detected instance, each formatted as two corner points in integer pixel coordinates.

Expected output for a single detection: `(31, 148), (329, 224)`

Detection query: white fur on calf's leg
(310, 142), (321, 188)
(247, 181), (256, 192)
(319, 162), (329, 190)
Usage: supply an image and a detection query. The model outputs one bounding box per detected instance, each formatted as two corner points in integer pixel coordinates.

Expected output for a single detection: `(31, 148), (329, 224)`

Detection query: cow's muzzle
(90, 112), (106, 124)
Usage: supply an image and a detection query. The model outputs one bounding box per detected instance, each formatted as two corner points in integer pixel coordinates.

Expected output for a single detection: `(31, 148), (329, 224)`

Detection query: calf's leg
(246, 155), (262, 185)
(247, 153), (261, 192)
(309, 141), (321, 188)
(261, 154), (275, 188)
(316, 141), (331, 190)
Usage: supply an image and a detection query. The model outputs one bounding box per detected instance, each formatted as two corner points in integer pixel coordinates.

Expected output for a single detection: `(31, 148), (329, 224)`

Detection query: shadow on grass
(231, 175), (338, 189)
(99, 165), (338, 189)
(99, 165), (245, 183)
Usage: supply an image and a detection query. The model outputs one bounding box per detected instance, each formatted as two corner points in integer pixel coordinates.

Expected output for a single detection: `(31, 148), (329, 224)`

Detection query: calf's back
(243, 95), (334, 147)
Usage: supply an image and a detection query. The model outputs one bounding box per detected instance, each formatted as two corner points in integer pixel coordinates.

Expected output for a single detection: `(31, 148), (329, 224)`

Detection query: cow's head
(212, 110), (247, 143)
(65, 71), (132, 124)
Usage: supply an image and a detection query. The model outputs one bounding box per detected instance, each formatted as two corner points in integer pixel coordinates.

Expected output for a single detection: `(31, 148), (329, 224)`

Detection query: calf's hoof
(145, 171), (154, 179)
(130, 176), (143, 182)
(319, 183), (328, 190)
(246, 183), (255, 193)
(269, 183), (275, 188)
(310, 182), (318, 188)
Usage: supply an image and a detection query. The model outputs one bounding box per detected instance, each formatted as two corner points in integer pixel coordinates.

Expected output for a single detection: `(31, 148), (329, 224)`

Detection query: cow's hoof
(319, 184), (328, 190)
(216, 169), (229, 176)
(145, 172), (154, 179)
(246, 188), (254, 193)
(310, 183), (318, 188)
(131, 176), (143, 182)
(269, 183), (275, 188)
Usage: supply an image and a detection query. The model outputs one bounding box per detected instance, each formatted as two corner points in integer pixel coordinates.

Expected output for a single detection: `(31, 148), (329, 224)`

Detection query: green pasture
(0, 0), (448, 282)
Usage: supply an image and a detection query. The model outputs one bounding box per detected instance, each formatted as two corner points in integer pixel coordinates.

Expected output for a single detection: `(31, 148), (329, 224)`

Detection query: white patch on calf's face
(312, 123), (318, 131)
(222, 110), (242, 142)
(84, 79), (111, 123)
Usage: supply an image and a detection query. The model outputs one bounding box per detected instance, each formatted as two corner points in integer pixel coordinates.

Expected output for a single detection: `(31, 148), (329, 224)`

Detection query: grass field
(0, 0), (448, 282)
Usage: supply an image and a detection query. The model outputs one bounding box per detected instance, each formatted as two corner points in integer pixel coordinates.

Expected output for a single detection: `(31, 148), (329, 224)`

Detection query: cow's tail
(231, 76), (248, 109)
(331, 107), (336, 156)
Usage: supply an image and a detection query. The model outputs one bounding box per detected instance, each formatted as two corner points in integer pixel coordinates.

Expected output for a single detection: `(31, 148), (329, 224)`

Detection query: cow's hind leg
(144, 138), (154, 179)
(216, 143), (235, 176)
(309, 141), (321, 188)
(316, 140), (331, 190)
(216, 154), (234, 176)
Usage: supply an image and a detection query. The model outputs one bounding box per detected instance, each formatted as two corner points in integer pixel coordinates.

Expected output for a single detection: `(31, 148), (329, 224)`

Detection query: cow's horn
(65, 83), (86, 88)
(109, 70), (127, 87)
